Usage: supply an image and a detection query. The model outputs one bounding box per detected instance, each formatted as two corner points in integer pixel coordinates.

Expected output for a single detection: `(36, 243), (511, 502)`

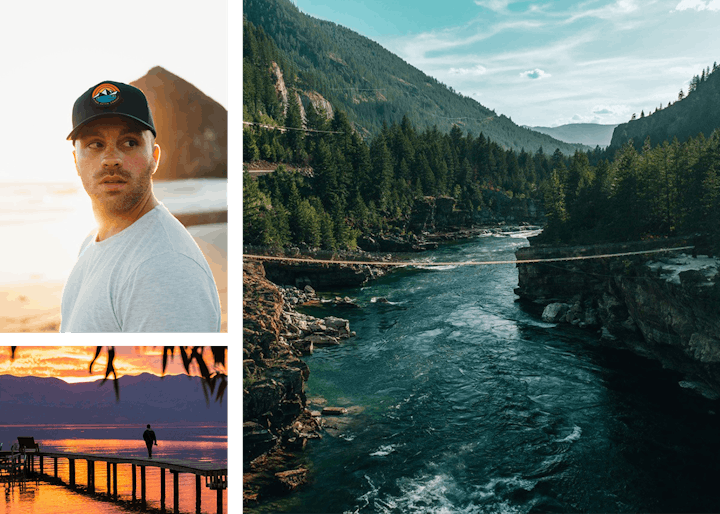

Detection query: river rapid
(255, 232), (720, 513)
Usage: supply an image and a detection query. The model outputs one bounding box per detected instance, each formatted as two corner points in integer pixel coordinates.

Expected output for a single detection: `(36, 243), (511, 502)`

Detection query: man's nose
(101, 146), (123, 168)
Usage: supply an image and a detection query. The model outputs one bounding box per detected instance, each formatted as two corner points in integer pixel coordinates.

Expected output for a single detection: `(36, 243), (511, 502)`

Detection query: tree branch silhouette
(9, 346), (227, 403)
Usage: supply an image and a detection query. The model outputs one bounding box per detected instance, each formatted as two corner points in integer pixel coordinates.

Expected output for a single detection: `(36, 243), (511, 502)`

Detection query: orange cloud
(0, 346), (226, 384)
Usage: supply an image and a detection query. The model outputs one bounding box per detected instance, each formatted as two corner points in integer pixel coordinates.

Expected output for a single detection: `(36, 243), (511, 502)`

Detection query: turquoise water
(250, 233), (720, 513)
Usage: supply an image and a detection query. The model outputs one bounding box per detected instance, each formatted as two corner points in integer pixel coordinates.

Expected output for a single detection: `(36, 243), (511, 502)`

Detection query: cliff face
(409, 192), (543, 234)
(131, 66), (227, 180)
(243, 260), (355, 502)
(515, 240), (720, 398)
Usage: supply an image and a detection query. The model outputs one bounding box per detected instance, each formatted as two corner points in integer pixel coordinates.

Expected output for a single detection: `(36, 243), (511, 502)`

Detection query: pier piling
(3, 450), (226, 513)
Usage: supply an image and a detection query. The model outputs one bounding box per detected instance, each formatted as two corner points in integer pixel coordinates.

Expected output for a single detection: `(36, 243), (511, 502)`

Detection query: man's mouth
(101, 176), (128, 184)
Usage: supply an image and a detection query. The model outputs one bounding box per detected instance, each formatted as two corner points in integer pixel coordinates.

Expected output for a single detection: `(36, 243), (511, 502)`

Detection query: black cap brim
(67, 112), (157, 141)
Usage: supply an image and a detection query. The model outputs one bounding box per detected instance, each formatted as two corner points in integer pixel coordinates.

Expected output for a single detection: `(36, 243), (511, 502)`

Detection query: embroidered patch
(92, 83), (121, 106)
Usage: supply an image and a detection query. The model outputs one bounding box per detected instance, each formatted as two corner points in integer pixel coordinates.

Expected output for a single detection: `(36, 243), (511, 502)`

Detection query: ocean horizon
(0, 179), (227, 285)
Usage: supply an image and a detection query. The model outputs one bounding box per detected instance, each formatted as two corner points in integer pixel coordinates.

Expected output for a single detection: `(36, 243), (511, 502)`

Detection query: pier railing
(2, 450), (227, 514)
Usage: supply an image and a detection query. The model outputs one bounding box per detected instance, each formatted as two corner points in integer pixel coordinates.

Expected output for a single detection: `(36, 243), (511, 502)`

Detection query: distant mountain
(243, 0), (588, 154)
(610, 64), (720, 150)
(131, 67), (227, 181)
(526, 123), (617, 148)
(0, 373), (226, 425)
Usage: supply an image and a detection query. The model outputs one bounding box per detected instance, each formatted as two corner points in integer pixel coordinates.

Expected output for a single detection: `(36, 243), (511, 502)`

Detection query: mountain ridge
(243, 0), (589, 154)
(527, 123), (617, 148)
(0, 374), (226, 425)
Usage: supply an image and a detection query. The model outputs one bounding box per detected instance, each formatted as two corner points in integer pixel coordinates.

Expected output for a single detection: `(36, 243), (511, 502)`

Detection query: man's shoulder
(132, 205), (212, 272)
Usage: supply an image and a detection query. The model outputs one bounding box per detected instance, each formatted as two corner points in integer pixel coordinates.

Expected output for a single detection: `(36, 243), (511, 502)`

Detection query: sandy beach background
(0, 179), (228, 333)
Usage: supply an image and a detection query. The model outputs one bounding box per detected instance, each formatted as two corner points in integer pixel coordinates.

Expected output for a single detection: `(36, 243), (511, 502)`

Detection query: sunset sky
(0, 347), (226, 384)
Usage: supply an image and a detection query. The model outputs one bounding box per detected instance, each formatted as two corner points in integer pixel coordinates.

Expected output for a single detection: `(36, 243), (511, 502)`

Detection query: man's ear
(152, 143), (161, 175)
(73, 148), (80, 176)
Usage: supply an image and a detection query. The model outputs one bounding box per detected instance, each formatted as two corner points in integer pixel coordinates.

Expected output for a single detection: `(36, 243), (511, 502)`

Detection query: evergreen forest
(244, 13), (720, 255)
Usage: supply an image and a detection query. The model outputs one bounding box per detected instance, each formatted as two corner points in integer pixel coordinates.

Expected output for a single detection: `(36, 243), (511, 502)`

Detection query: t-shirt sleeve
(117, 253), (221, 332)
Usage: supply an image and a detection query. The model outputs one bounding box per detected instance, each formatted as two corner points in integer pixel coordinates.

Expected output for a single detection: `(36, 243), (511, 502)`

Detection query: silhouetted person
(143, 424), (157, 458)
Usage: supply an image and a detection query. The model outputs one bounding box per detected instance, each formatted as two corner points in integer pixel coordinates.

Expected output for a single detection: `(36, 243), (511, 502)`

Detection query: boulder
(321, 407), (348, 416)
(542, 303), (569, 322)
(324, 316), (350, 337)
(304, 334), (340, 347)
(274, 468), (308, 493)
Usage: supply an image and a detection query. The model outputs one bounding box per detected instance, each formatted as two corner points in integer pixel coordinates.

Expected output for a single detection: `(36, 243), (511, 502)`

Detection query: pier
(1, 450), (227, 514)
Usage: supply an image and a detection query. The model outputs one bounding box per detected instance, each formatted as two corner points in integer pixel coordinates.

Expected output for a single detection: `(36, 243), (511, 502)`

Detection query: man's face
(73, 116), (160, 215)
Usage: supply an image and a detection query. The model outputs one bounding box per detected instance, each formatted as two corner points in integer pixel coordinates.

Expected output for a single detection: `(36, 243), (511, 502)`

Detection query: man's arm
(117, 254), (221, 332)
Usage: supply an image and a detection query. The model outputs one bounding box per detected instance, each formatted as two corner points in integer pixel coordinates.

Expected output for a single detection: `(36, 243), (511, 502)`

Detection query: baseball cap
(67, 80), (157, 141)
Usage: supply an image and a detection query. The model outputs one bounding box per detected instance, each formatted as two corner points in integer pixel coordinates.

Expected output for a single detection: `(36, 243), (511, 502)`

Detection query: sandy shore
(0, 223), (228, 333)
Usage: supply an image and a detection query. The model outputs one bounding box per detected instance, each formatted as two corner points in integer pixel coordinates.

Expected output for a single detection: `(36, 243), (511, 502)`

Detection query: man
(143, 424), (158, 458)
(60, 80), (221, 332)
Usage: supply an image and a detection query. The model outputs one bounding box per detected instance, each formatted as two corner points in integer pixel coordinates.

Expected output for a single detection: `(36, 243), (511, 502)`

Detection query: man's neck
(94, 194), (160, 242)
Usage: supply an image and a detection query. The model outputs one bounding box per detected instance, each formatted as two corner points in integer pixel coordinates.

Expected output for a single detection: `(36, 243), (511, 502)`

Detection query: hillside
(528, 123), (617, 148)
(0, 373), (227, 424)
(243, 0), (587, 154)
(610, 63), (720, 150)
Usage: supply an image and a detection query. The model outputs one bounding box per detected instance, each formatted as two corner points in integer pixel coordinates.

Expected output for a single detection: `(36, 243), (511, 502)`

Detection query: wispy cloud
(473, 0), (515, 12)
(673, 0), (720, 10)
(565, 0), (639, 21)
(449, 64), (488, 75)
(521, 68), (551, 79)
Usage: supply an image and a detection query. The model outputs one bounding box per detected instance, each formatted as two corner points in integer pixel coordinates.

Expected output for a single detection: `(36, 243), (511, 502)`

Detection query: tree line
(540, 130), (720, 251)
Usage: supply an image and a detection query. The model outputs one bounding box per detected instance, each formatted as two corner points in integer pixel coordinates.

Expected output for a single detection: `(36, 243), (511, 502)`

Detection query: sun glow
(0, 346), (226, 383)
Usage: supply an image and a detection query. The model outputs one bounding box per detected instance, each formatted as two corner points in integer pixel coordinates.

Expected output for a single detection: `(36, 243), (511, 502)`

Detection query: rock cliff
(243, 260), (355, 502)
(131, 66), (227, 180)
(408, 192), (543, 235)
(515, 238), (720, 398)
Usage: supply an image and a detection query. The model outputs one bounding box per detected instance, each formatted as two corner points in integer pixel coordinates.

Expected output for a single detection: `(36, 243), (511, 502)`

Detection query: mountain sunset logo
(92, 83), (121, 106)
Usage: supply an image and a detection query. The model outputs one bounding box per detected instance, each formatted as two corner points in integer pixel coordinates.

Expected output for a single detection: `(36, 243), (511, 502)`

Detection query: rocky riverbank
(243, 260), (358, 504)
(515, 237), (720, 399)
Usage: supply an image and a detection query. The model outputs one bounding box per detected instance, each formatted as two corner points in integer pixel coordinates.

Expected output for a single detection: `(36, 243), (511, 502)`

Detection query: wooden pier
(1, 450), (227, 514)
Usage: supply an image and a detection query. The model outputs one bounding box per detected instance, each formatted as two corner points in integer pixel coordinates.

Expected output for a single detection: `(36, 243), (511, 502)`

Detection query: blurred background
(0, 1), (228, 332)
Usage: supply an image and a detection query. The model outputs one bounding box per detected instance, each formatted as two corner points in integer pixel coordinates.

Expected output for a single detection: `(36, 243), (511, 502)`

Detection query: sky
(0, 0), (228, 184)
(293, 0), (720, 128)
(0, 346), (226, 384)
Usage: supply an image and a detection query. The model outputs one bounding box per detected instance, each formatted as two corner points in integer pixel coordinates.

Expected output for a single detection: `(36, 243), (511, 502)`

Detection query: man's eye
(124, 140), (139, 147)
(88, 142), (102, 149)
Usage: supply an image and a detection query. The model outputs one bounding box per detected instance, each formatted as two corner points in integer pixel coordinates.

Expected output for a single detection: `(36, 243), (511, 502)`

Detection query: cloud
(521, 68), (551, 79)
(564, 0), (640, 23)
(0, 346), (225, 383)
(474, 0), (514, 12)
(593, 108), (613, 115)
(449, 64), (488, 76)
(673, 0), (720, 10)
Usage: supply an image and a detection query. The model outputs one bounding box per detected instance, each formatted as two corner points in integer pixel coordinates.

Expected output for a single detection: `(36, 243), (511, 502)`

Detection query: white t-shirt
(60, 203), (221, 332)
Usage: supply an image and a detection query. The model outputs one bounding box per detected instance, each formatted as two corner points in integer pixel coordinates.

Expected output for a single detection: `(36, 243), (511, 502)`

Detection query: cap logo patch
(92, 83), (121, 106)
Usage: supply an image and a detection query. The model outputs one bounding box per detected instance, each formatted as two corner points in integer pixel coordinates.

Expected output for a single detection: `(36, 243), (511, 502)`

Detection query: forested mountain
(528, 123), (617, 148)
(610, 63), (720, 151)
(243, 0), (586, 154)
(244, 17), (567, 251)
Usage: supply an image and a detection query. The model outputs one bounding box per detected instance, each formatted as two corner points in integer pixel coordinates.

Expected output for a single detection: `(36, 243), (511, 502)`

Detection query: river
(252, 232), (720, 513)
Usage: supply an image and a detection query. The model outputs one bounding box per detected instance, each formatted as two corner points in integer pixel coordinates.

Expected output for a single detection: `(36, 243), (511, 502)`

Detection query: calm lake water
(249, 232), (720, 513)
(1, 424), (227, 514)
